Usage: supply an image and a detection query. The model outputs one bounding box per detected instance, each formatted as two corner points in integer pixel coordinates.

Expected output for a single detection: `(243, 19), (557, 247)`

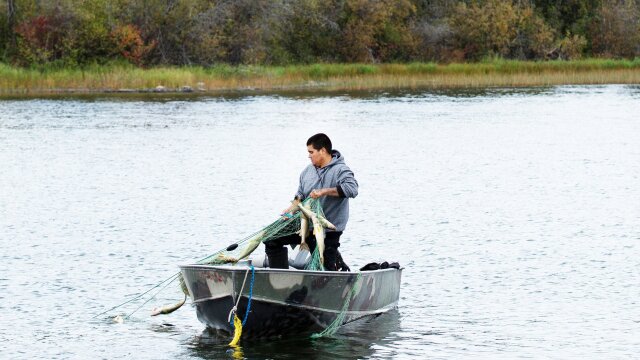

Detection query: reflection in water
(187, 310), (401, 359)
(149, 322), (178, 333)
(0, 85), (556, 103)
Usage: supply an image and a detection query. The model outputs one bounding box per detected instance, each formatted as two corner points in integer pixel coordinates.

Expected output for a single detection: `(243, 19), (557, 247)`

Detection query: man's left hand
(310, 189), (324, 199)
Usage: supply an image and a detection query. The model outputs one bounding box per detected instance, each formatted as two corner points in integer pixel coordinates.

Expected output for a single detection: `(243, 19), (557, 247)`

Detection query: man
(265, 133), (358, 270)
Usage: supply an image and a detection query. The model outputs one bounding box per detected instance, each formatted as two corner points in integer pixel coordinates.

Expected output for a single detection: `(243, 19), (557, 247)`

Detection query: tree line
(1, 0), (639, 67)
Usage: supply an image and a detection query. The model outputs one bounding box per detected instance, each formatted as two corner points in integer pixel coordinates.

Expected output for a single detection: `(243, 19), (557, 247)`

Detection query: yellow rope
(228, 314), (243, 346)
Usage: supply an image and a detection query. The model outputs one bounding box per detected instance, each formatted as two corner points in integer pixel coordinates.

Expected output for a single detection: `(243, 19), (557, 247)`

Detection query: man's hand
(280, 210), (294, 220)
(280, 198), (301, 220)
(310, 188), (338, 199)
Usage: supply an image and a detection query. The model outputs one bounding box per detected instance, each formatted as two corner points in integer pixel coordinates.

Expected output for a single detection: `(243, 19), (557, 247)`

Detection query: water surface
(1, 85), (639, 359)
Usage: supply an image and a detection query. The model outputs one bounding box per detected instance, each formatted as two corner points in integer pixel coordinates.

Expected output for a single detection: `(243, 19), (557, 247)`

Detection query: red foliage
(15, 16), (48, 47)
(14, 15), (66, 64)
(111, 25), (156, 66)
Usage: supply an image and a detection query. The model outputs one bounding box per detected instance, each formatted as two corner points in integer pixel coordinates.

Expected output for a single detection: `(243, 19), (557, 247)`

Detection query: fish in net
(173, 197), (333, 299)
(199, 198), (330, 268)
(105, 197), (356, 341)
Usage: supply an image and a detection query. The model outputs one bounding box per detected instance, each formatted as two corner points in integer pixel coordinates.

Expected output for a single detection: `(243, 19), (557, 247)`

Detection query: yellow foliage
(450, 0), (554, 60)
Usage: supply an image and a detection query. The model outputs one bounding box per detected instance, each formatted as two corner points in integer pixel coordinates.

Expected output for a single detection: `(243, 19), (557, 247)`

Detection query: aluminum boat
(179, 261), (402, 338)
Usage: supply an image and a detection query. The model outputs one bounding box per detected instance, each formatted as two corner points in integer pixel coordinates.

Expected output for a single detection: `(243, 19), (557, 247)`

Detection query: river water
(1, 85), (639, 359)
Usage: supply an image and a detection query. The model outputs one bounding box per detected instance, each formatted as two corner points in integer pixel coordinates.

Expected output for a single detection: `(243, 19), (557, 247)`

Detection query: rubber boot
(336, 250), (350, 272)
(323, 236), (341, 271)
(323, 247), (338, 271)
(266, 246), (289, 269)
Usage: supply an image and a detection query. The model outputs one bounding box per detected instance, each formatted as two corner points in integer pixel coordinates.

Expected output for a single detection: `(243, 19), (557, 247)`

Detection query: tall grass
(1, 59), (639, 95)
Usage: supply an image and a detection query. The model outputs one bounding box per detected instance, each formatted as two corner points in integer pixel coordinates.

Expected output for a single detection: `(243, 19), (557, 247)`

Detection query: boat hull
(180, 264), (402, 338)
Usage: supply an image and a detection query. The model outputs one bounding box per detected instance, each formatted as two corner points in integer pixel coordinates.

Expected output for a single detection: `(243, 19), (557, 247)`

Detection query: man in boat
(265, 133), (359, 271)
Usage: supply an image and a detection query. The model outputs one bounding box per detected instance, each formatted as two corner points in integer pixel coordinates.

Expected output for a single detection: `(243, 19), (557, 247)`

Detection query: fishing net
(311, 272), (363, 338)
(98, 198), (336, 322)
(203, 197), (325, 267)
(178, 197), (328, 295)
(196, 197), (362, 339)
(191, 197), (360, 339)
(98, 197), (360, 341)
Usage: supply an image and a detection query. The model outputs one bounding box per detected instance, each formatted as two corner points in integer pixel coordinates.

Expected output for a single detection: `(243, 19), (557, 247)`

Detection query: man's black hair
(306, 133), (332, 153)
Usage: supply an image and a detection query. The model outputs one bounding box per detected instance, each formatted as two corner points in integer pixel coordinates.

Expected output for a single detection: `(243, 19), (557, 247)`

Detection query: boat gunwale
(179, 263), (402, 276)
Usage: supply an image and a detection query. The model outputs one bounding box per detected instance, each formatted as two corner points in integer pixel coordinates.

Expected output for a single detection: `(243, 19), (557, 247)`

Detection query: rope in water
(125, 273), (181, 319)
(227, 266), (251, 325)
(92, 272), (181, 319)
(92, 225), (267, 319)
(243, 265), (255, 326)
(228, 265), (255, 346)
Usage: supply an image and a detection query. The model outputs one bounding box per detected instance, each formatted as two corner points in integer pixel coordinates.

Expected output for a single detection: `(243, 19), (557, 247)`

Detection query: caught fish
(298, 203), (328, 267)
(297, 202), (335, 230)
(113, 315), (124, 323)
(297, 203), (315, 220)
(211, 230), (266, 265)
(178, 275), (190, 296)
(317, 214), (336, 230)
(298, 205), (310, 251)
(310, 213), (325, 266)
(150, 294), (187, 316)
(215, 253), (239, 264)
(235, 230), (267, 261)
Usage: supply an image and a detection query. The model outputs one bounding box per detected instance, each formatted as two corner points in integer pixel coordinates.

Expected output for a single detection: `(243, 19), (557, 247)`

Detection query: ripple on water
(1, 85), (640, 358)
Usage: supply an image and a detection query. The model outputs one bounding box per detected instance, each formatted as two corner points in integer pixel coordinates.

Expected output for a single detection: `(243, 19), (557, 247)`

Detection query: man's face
(307, 145), (324, 167)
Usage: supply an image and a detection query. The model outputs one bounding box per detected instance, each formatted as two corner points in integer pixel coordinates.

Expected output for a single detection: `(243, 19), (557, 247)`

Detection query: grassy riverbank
(1, 59), (639, 95)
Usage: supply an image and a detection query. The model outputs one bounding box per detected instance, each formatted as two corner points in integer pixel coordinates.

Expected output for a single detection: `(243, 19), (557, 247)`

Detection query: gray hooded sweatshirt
(295, 150), (358, 232)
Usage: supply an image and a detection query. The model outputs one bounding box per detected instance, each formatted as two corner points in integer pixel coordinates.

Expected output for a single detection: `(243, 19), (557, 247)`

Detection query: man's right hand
(280, 199), (301, 220)
(280, 210), (294, 220)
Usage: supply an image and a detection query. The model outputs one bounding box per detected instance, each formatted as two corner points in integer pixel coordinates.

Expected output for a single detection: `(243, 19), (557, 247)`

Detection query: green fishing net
(172, 197), (358, 339)
(179, 198), (327, 295)
(203, 197), (325, 268)
(177, 198), (358, 339)
(99, 198), (351, 331)
(311, 272), (363, 338)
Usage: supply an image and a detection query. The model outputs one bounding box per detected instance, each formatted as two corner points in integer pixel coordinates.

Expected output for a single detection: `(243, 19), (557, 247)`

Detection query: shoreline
(1, 59), (639, 97)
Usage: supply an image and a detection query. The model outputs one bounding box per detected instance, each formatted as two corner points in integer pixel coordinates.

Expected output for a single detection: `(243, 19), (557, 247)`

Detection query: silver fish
(297, 202), (336, 230)
(317, 214), (336, 230)
(236, 230), (267, 260)
(310, 213), (325, 266)
(298, 209), (310, 251)
(297, 203), (315, 220)
(150, 294), (187, 316)
(298, 203), (328, 267)
(214, 253), (239, 264)
(215, 229), (267, 264)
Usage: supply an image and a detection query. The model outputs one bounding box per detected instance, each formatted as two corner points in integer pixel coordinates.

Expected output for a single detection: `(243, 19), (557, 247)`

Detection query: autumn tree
(1, 0), (638, 66)
(589, 0), (640, 58)
(534, 0), (601, 38)
(279, 0), (343, 63)
(1, 0), (18, 58)
(337, 0), (418, 62)
(449, 0), (554, 60)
